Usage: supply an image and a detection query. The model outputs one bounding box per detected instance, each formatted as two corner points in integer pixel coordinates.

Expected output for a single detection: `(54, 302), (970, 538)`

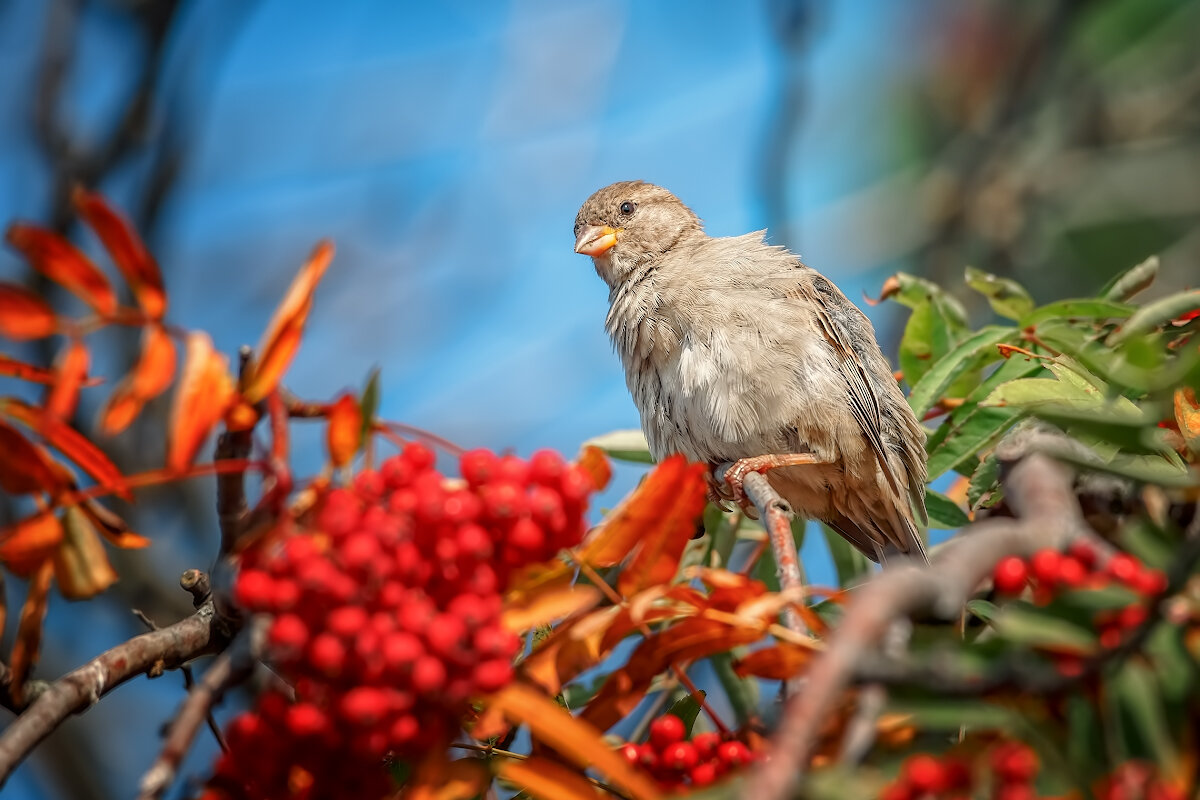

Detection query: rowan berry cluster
(1095, 761), (1185, 800)
(618, 714), (758, 791)
(205, 443), (596, 800)
(990, 542), (1168, 676)
(880, 740), (1036, 799)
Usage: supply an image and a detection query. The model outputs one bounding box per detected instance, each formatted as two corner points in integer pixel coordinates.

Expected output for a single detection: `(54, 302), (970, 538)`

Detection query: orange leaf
(483, 683), (662, 800)
(6, 223), (117, 315)
(81, 498), (149, 548)
(518, 607), (619, 696)
(99, 325), (177, 434)
(503, 582), (601, 634)
(401, 756), (491, 800)
(496, 757), (604, 800)
(0, 282), (57, 340)
(241, 241), (333, 403)
(3, 398), (129, 499)
(167, 332), (235, 473)
(0, 420), (66, 495)
(54, 506), (118, 599)
(578, 455), (690, 567)
(325, 392), (362, 468)
(575, 445), (613, 492)
(1175, 387), (1200, 457)
(733, 642), (818, 680)
(73, 188), (166, 318)
(0, 512), (64, 576)
(8, 559), (53, 703)
(45, 339), (89, 419)
(0, 354), (59, 384)
(616, 458), (708, 597)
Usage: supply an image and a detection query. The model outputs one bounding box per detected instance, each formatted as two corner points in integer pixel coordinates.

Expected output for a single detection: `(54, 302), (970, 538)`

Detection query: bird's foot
(721, 453), (826, 508)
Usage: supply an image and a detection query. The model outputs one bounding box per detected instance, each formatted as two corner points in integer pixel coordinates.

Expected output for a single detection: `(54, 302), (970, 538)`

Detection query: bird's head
(573, 181), (703, 286)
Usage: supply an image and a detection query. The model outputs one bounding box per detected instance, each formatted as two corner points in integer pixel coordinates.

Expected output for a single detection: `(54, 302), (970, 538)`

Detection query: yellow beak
(574, 225), (619, 257)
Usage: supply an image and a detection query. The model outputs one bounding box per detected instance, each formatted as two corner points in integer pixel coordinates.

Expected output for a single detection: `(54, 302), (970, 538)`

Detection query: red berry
(473, 659), (513, 693)
(1029, 549), (1062, 585)
(480, 482), (526, 521)
(1106, 553), (1141, 585)
(661, 741), (699, 772)
(412, 655), (446, 692)
(716, 740), (752, 768)
(1131, 568), (1167, 596)
(317, 489), (360, 537)
(903, 753), (948, 793)
(879, 783), (918, 800)
(390, 713), (419, 745)
(993, 557), (1029, 595)
(648, 715), (686, 749)
(338, 687), (388, 726)
(635, 743), (658, 770)
(285, 703), (328, 737)
(455, 523), (493, 560)
(460, 449), (498, 486)
(495, 454), (531, 485)
(559, 466), (593, 502)
(402, 442), (436, 472)
(994, 785), (1036, 800)
(692, 731), (720, 759)
(267, 614), (309, 654)
(339, 533), (381, 574)
(1117, 604), (1148, 630)
(380, 454), (415, 488)
(309, 633), (347, 677)
(1067, 539), (1097, 568)
(1100, 626), (1123, 649)
(1055, 654), (1085, 678)
(326, 605), (369, 640)
(269, 578), (300, 612)
(233, 569), (274, 611)
(353, 469), (385, 502)
(990, 741), (1038, 782)
(689, 761), (719, 788)
(425, 613), (467, 658)
(619, 743), (639, 766)
(1057, 556), (1088, 588)
(529, 449), (566, 485)
(508, 518), (546, 554)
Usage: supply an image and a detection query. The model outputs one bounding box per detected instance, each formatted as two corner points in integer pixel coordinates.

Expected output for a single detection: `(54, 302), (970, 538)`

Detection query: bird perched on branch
(574, 181), (928, 563)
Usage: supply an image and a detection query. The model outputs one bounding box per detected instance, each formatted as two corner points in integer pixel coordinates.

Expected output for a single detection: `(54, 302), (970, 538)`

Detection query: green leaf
(701, 504), (739, 570)
(1107, 288), (1200, 346)
(360, 366), (381, 444)
(926, 406), (1020, 480)
(965, 267), (1034, 320)
(1112, 659), (1180, 772)
(820, 523), (872, 587)
(907, 325), (1015, 417)
(1145, 624), (1195, 704)
(993, 606), (1097, 651)
(583, 429), (654, 464)
(1020, 298), (1136, 328)
(665, 690), (705, 735)
(1045, 445), (1196, 488)
(1055, 585), (1141, 611)
(1101, 255), (1158, 301)
(878, 272), (969, 323)
(887, 698), (1019, 730)
(965, 598), (1001, 624)
(924, 488), (969, 529)
(967, 452), (1001, 510)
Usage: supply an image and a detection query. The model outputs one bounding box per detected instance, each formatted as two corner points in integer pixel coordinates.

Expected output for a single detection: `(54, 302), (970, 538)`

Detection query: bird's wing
(782, 269), (928, 560)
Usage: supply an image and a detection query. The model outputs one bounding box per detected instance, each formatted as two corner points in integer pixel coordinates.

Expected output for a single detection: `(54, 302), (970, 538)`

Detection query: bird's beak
(574, 225), (619, 257)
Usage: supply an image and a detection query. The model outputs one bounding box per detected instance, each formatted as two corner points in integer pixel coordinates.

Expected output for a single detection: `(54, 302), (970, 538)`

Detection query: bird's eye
(619, 201), (636, 216)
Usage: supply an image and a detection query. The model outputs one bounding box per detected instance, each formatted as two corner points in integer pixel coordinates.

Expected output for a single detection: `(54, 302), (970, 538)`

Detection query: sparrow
(573, 181), (929, 563)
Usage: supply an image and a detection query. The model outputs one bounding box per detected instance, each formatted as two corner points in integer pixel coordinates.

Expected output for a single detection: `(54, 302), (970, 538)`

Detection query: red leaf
(8, 559), (54, 704)
(80, 498), (149, 549)
(575, 444), (613, 492)
(495, 757), (607, 800)
(0, 512), (64, 576)
(0, 282), (57, 340)
(0, 420), (66, 495)
(503, 582), (602, 634)
(325, 392), (362, 468)
(6, 223), (117, 315)
(99, 324), (177, 435)
(616, 458), (708, 597)
(44, 339), (89, 419)
(0, 354), (59, 384)
(54, 506), (118, 599)
(72, 188), (166, 319)
(579, 455), (692, 568)
(3, 399), (129, 499)
(401, 756), (491, 800)
(167, 332), (235, 473)
(241, 240), (333, 403)
(733, 643), (818, 680)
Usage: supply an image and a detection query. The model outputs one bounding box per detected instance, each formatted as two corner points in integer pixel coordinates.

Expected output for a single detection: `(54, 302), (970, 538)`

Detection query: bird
(573, 180), (929, 564)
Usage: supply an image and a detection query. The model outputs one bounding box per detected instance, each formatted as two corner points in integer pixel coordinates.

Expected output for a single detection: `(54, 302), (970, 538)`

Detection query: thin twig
(0, 602), (224, 787)
(136, 640), (252, 800)
(739, 470), (808, 635)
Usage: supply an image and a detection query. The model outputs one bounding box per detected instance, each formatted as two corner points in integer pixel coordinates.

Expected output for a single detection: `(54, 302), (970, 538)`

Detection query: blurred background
(1, 0), (1198, 796)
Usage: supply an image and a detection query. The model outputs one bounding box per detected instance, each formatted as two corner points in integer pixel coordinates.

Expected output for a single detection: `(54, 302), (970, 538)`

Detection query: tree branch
(741, 448), (1105, 800)
(0, 601), (226, 787)
(730, 470), (808, 636)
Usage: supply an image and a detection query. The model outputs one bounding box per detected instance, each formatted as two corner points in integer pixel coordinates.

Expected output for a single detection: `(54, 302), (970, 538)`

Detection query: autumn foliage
(1, 195), (1199, 800)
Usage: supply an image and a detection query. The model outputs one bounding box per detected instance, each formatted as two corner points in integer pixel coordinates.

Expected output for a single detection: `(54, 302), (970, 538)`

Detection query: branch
(732, 470), (807, 636)
(0, 601), (225, 787)
(741, 448), (1104, 800)
(137, 638), (253, 800)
